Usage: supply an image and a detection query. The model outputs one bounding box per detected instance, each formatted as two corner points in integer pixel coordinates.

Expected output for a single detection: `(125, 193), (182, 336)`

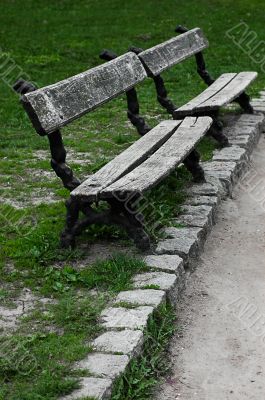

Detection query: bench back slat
(138, 28), (208, 76)
(22, 52), (147, 135)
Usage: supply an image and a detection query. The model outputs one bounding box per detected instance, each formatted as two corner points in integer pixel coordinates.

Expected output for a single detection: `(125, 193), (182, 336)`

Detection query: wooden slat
(201, 71), (257, 108)
(174, 73), (237, 117)
(138, 28), (208, 76)
(22, 52), (147, 135)
(71, 120), (182, 201)
(100, 116), (212, 198)
(175, 72), (257, 116)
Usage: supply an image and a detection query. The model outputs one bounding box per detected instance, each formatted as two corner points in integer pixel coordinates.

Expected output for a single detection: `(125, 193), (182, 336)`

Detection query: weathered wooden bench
(101, 26), (257, 147)
(13, 52), (212, 250)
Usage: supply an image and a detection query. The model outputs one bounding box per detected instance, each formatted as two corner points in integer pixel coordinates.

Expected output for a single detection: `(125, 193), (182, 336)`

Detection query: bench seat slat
(100, 116), (212, 198)
(175, 73), (237, 116)
(138, 28), (208, 76)
(71, 120), (182, 201)
(175, 72), (257, 117)
(22, 52), (147, 135)
(201, 71), (257, 108)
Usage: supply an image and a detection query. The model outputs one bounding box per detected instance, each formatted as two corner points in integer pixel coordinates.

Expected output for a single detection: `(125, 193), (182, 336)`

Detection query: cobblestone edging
(60, 101), (265, 399)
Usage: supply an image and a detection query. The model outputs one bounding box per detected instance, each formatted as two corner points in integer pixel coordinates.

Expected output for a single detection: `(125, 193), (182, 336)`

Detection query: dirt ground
(155, 135), (265, 400)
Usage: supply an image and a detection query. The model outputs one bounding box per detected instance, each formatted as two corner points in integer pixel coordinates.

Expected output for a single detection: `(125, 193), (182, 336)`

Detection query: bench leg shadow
(208, 111), (229, 147)
(183, 149), (206, 183)
(233, 91), (254, 114)
(60, 197), (151, 251)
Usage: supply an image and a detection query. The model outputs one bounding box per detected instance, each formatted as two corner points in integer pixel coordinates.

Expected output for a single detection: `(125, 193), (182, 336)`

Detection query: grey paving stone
(228, 135), (257, 155)
(144, 254), (184, 274)
(133, 271), (177, 291)
(212, 145), (248, 163)
(203, 174), (227, 199)
(205, 172), (232, 195)
(225, 125), (255, 136)
(212, 146), (249, 178)
(132, 272), (180, 303)
(251, 101), (265, 106)
(59, 377), (112, 400)
(181, 204), (213, 224)
(100, 306), (154, 330)
(115, 289), (166, 307)
(156, 227), (200, 262)
(251, 102), (265, 112)
(92, 330), (144, 357)
(171, 205), (213, 246)
(202, 161), (238, 194)
(185, 195), (219, 211)
(202, 161), (236, 174)
(224, 122), (260, 148)
(75, 353), (129, 379)
(236, 117), (265, 135)
(236, 113), (265, 127)
(253, 106), (265, 113)
(172, 212), (211, 233)
(186, 182), (222, 198)
(251, 99), (265, 103)
(182, 204), (213, 218)
(162, 225), (207, 249)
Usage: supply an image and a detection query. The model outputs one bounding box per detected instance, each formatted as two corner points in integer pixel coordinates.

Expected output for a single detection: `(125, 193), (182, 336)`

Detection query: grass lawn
(1, 0), (265, 399)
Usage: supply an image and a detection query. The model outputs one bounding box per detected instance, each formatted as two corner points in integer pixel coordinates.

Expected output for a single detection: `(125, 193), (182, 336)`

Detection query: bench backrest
(21, 52), (147, 135)
(138, 28), (208, 76)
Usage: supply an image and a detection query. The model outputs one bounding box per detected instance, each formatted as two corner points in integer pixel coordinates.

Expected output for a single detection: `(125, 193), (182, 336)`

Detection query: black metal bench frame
(98, 50), (205, 190)
(101, 25), (257, 147)
(13, 53), (212, 251)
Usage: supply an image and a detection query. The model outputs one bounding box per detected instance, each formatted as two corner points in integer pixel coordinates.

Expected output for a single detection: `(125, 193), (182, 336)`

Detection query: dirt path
(155, 135), (265, 400)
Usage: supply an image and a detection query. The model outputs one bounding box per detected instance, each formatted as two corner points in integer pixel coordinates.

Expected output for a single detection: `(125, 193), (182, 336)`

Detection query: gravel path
(155, 134), (265, 400)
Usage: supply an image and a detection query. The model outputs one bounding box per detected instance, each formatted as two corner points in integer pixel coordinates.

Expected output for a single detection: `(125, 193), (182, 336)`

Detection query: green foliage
(1, 0), (264, 398)
(0, 254), (148, 398)
(40, 254), (148, 294)
(0, 332), (85, 400)
(111, 302), (178, 399)
(142, 167), (191, 236)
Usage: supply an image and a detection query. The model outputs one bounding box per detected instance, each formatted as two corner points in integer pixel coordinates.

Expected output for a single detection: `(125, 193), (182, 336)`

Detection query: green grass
(1, 0), (265, 398)
(0, 254), (148, 400)
(111, 301), (177, 400)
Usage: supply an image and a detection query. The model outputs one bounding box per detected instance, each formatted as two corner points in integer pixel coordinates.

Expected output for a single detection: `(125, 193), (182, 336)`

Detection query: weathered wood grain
(100, 116), (212, 198)
(71, 120), (182, 201)
(174, 72), (257, 116)
(138, 28), (208, 76)
(201, 72), (257, 109)
(22, 52), (147, 135)
(174, 73), (237, 117)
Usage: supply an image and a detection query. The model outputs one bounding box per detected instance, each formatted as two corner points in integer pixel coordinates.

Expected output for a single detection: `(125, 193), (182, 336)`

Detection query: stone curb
(59, 99), (265, 399)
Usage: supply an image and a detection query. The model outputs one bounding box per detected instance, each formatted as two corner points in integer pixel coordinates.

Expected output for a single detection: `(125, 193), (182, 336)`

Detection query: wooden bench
(101, 26), (257, 147)
(13, 52), (212, 251)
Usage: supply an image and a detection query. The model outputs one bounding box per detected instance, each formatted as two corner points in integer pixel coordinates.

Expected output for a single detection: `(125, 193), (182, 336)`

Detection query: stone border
(60, 99), (265, 400)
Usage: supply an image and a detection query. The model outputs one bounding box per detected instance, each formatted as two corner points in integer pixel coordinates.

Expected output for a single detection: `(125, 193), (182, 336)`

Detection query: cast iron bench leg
(233, 92), (254, 114)
(60, 196), (151, 251)
(208, 112), (229, 147)
(183, 149), (206, 183)
(60, 198), (80, 248)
